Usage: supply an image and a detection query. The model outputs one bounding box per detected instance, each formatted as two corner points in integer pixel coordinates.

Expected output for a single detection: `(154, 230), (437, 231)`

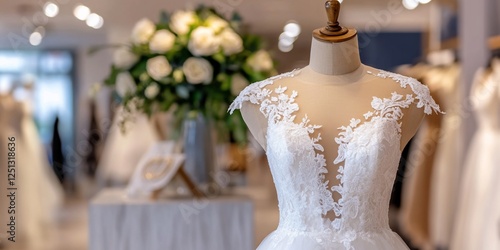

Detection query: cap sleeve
(228, 69), (301, 114)
(368, 69), (444, 115)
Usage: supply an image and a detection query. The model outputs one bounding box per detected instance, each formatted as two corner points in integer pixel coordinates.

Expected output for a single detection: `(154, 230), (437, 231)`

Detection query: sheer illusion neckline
(295, 65), (369, 86)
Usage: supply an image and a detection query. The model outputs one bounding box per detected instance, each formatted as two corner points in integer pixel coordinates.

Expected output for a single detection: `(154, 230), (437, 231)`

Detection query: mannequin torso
(240, 35), (426, 220)
(230, 2), (441, 247)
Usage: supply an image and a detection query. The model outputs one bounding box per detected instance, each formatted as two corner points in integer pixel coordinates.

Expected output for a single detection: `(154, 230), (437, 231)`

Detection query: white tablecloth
(89, 188), (254, 250)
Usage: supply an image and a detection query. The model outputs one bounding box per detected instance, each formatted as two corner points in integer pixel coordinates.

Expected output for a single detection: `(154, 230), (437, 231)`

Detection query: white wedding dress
(0, 95), (63, 246)
(451, 60), (500, 250)
(229, 68), (441, 249)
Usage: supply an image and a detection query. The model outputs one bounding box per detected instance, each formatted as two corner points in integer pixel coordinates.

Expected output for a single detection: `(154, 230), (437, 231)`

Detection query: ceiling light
(74, 5), (91, 21)
(419, 0), (432, 3)
(91, 15), (104, 29)
(278, 41), (293, 53)
(44, 2), (59, 18)
(279, 33), (295, 46)
(283, 22), (301, 38)
(402, 0), (419, 10)
(86, 13), (102, 28)
(29, 32), (43, 46)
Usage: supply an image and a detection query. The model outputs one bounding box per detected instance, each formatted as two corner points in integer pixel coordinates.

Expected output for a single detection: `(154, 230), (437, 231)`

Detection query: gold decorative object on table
(127, 141), (204, 199)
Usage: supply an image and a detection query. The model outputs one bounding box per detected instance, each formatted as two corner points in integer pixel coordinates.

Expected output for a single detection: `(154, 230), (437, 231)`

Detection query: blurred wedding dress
(96, 106), (160, 185)
(398, 63), (461, 249)
(451, 59), (500, 250)
(0, 94), (63, 246)
(427, 65), (461, 248)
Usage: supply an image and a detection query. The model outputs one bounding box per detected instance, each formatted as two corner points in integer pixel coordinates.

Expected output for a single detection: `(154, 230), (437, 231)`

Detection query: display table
(89, 188), (254, 250)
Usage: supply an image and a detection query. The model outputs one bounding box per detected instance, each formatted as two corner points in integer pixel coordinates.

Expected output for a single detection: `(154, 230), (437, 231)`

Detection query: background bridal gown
(96, 106), (160, 185)
(0, 94), (63, 246)
(451, 60), (500, 250)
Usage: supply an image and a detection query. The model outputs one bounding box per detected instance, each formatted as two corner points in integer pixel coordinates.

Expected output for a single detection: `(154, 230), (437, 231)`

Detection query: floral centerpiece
(104, 6), (277, 145)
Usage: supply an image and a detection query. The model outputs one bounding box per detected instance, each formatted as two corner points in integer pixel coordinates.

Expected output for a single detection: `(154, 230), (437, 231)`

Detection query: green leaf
(243, 34), (263, 52)
(221, 74), (231, 91)
(212, 52), (226, 64)
(160, 88), (176, 111)
(104, 65), (121, 86)
(192, 90), (203, 109)
(158, 77), (173, 85)
(130, 60), (148, 79)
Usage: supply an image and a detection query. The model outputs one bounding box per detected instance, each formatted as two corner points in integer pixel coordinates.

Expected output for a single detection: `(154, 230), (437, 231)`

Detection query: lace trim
(367, 70), (444, 115)
(228, 69), (300, 114)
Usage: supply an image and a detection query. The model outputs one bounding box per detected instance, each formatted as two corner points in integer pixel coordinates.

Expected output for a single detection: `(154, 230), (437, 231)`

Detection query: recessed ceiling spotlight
(29, 32), (43, 46)
(44, 2), (59, 18)
(283, 22), (301, 38)
(92, 15), (104, 29)
(86, 13), (104, 29)
(278, 40), (294, 53)
(402, 0), (419, 10)
(279, 33), (295, 46)
(74, 5), (91, 21)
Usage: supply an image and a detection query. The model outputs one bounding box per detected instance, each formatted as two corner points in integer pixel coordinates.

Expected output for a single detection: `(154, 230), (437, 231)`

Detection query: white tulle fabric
(229, 69), (441, 250)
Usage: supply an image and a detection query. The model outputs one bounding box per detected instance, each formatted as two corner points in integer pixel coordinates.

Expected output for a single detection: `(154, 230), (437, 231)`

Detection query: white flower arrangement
(146, 56), (172, 81)
(131, 18), (156, 44)
(103, 6), (277, 144)
(149, 30), (176, 53)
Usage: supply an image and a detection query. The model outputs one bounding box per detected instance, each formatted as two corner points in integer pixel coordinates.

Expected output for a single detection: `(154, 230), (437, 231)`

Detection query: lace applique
(367, 70), (443, 115)
(229, 68), (335, 220)
(228, 69), (300, 115)
(331, 92), (416, 231)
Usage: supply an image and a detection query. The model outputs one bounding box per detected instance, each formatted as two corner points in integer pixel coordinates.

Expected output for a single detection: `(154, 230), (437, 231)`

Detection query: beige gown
(0, 95), (63, 247)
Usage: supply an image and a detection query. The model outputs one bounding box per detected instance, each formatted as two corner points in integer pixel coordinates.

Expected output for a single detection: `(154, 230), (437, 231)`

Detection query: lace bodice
(229, 68), (442, 249)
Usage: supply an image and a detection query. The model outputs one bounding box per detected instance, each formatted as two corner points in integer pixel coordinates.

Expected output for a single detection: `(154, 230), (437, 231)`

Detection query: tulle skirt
(257, 228), (409, 250)
(451, 129), (500, 250)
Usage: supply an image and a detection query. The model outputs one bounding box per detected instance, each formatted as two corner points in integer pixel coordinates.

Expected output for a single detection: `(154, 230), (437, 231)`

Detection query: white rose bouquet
(103, 6), (277, 144)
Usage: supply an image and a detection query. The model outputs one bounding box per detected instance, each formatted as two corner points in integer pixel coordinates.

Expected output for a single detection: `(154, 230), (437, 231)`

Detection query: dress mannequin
(240, 1), (426, 220)
(230, 2), (441, 248)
